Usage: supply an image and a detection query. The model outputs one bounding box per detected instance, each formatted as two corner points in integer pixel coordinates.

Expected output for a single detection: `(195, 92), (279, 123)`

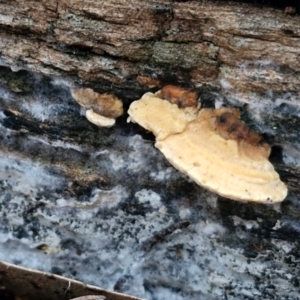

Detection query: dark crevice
(214, 0), (300, 12)
(269, 145), (284, 164)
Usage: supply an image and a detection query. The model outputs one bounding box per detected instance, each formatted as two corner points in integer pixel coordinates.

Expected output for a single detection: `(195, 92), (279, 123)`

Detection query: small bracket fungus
(128, 87), (287, 203)
(137, 75), (161, 88)
(71, 88), (123, 127)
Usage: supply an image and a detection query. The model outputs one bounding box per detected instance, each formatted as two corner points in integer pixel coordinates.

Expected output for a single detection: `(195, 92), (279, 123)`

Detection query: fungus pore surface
(128, 90), (287, 203)
(85, 109), (116, 128)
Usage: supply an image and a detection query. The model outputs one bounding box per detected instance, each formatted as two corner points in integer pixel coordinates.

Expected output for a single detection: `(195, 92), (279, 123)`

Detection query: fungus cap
(128, 91), (287, 203)
(128, 92), (200, 140)
(71, 88), (123, 118)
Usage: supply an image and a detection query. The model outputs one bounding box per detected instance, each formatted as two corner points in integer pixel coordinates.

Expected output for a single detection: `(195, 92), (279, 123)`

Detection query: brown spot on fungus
(128, 91), (287, 203)
(213, 109), (270, 160)
(159, 85), (199, 108)
(215, 110), (260, 144)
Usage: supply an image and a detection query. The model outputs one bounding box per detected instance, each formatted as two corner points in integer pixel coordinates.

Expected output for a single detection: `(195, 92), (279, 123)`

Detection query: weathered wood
(0, 261), (143, 300)
(0, 1), (299, 93)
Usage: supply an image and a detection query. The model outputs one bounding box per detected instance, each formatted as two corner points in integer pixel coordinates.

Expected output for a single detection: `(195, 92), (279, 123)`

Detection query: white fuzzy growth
(239, 59), (274, 71)
(109, 135), (157, 172)
(28, 136), (85, 153)
(201, 221), (226, 237)
(135, 189), (162, 209)
(10, 65), (23, 72)
(232, 216), (259, 230)
(254, 59), (274, 67)
(22, 97), (66, 122)
(0, 156), (64, 197)
(5, 196), (26, 226)
(0, 110), (7, 120)
(248, 101), (272, 125)
(145, 288), (185, 300)
(214, 97), (224, 109)
(89, 186), (128, 209)
(0, 242), (53, 271)
(0, 58), (9, 67)
(50, 140), (84, 152)
(80, 106), (86, 116)
(219, 79), (233, 90)
(150, 167), (173, 181)
(51, 77), (76, 89)
(56, 186), (128, 210)
(109, 153), (126, 171)
(90, 149), (109, 159)
(272, 220), (282, 230)
(274, 93), (300, 118)
(271, 240), (293, 254)
(0, 86), (14, 101)
(179, 207), (191, 219)
(55, 198), (70, 207)
(282, 143), (300, 168)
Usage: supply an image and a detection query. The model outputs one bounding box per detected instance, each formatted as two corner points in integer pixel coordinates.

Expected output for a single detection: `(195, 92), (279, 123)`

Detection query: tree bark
(0, 0), (299, 92)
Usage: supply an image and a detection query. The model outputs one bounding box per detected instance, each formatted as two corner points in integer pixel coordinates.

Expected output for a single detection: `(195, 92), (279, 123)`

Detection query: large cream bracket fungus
(128, 85), (288, 203)
(71, 88), (123, 127)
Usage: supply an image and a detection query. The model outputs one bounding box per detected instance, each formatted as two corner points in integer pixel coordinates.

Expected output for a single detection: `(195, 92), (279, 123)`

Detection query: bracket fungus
(128, 86), (288, 203)
(71, 88), (123, 127)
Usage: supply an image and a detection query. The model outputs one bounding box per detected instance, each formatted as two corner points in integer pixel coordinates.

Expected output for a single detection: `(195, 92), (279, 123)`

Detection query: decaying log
(0, 2), (300, 299)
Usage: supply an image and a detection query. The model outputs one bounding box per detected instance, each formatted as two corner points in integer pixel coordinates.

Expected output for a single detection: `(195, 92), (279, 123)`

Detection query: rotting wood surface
(0, 0), (299, 97)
